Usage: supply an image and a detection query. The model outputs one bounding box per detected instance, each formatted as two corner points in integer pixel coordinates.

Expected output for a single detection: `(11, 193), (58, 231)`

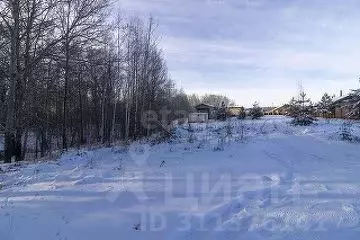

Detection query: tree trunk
(5, 0), (21, 163)
(78, 65), (85, 145)
(62, 40), (70, 150)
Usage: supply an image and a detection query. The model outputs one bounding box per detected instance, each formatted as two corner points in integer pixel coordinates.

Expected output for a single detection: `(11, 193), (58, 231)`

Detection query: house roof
(195, 103), (215, 109)
(227, 106), (244, 109)
(269, 106), (283, 112)
(262, 106), (276, 112)
(265, 105), (289, 112)
(332, 95), (353, 104)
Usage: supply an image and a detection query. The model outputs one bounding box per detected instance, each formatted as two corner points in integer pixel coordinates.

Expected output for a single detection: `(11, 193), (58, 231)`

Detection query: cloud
(118, 0), (360, 106)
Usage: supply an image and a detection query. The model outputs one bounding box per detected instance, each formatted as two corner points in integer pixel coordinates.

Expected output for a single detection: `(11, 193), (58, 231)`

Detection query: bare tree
(55, 0), (109, 150)
(0, 3), (191, 162)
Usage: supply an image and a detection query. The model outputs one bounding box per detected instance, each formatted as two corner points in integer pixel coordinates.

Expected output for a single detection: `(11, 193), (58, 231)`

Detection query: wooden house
(195, 104), (216, 119)
(332, 95), (354, 119)
(264, 105), (289, 115)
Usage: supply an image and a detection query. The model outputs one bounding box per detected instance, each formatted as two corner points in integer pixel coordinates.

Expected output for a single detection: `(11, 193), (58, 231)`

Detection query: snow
(2, 116), (360, 239)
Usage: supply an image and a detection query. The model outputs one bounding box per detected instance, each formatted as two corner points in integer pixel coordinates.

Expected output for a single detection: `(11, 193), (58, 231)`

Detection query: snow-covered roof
(270, 105), (286, 111)
(332, 94), (353, 104)
(227, 106), (244, 109)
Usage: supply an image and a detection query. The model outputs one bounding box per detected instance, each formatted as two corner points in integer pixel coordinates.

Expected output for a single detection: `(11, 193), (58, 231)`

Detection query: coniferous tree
(216, 101), (227, 121)
(317, 93), (333, 118)
(290, 91), (316, 125)
(345, 89), (360, 119)
(288, 97), (298, 117)
(249, 102), (263, 119)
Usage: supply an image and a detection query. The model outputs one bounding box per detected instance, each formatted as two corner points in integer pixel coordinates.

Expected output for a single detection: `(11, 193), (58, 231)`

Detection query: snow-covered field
(2, 116), (360, 240)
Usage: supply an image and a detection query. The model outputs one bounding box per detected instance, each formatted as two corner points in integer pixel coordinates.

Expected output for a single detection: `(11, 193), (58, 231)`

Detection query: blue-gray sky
(119, 0), (360, 107)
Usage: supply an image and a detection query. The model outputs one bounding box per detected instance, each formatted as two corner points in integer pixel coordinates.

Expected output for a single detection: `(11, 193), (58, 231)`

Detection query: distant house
(262, 107), (275, 115)
(195, 104), (216, 119)
(265, 105), (290, 115)
(226, 106), (245, 117)
(331, 95), (354, 119)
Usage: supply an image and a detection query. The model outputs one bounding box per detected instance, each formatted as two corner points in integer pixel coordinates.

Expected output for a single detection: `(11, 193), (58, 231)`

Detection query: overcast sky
(119, 0), (360, 107)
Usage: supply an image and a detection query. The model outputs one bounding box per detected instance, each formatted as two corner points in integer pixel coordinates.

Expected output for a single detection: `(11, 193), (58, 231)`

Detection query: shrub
(339, 121), (355, 142)
(291, 115), (317, 126)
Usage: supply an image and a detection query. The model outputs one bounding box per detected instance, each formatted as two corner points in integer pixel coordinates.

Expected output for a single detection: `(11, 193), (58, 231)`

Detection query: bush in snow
(187, 123), (194, 133)
(146, 128), (177, 145)
(85, 156), (96, 169)
(340, 121), (353, 141)
(133, 223), (141, 231)
(213, 121), (235, 151)
(259, 120), (270, 135)
(188, 134), (196, 144)
(225, 121), (233, 137)
(237, 110), (246, 119)
(292, 116), (316, 126)
(338, 121), (360, 142)
(187, 123), (196, 143)
(111, 145), (128, 154)
(235, 121), (248, 142)
(213, 136), (225, 151)
(249, 102), (264, 119)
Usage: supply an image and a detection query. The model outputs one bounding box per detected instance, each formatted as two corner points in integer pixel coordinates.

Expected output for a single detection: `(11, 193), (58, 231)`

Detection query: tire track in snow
(172, 176), (290, 240)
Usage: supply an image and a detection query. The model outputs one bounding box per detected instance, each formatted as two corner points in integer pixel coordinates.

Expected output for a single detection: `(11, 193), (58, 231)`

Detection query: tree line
(0, 0), (191, 162)
(188, 93), (235, 108)
(287, 91), (338, 125)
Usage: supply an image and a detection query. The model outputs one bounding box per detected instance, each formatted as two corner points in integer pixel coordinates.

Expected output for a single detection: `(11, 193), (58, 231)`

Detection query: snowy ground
(2, 116), (360, 240)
